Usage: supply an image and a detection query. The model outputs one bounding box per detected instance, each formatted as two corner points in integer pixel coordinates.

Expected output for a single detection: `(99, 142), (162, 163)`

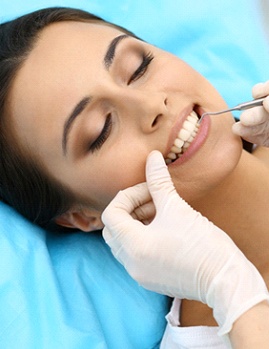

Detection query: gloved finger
(102, 224), (144, 266)
(232, 121), (269, 146)
(262, 95), (269, 115)
(101, 183), (150, 232)
(132, 199), (156, 225)
(232, 121), (264, 138)
(102, 184), (153, 265)
(102, 187), (148, 256)
(102, 225), (121, 261)
(239, 107), (268, 126)
(252, 81), (269, 99)
(231, 122), (250, 138)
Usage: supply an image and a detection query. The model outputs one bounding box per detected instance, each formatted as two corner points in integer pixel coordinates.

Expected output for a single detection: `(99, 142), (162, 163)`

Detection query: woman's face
(9, 21), (242, 215)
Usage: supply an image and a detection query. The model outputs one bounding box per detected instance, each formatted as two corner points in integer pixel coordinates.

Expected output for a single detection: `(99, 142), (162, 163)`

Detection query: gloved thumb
(146, 150), (197, 223)
(146, 150), (178, 206)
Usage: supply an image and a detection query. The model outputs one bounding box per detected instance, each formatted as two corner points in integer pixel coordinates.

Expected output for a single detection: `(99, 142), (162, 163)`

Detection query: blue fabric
(1, 1), (269, 348)
(0, 202), (168, 348)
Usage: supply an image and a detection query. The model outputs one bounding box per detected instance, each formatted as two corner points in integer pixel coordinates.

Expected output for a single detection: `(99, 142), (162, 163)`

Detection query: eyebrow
(62, 34), (129, 155)
(103, 34), (129, 69)
(62, 96), (91, 155)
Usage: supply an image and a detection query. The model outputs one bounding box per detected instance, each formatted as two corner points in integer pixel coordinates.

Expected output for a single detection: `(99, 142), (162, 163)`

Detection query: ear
(55, 207), (104, 232)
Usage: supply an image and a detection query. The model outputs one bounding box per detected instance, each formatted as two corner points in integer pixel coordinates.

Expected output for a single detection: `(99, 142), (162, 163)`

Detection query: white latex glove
(232, 81), (269, 146)
(102, 150), (269, 338)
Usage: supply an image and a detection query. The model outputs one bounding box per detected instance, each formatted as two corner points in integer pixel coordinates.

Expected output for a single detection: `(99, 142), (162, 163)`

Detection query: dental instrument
(198, 96), (267, 124)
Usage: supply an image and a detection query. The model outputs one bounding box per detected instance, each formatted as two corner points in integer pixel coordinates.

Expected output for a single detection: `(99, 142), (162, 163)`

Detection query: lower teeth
(166, 125), (199, 163)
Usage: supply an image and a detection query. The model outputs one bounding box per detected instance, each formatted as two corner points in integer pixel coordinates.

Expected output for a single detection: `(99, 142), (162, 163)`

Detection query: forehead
(30, 20), (125, 64)
(9, 21), (124, 146)
(17, 21), (125, 97)
(11, 21), (125, 103)
(15, 20), (126, 82)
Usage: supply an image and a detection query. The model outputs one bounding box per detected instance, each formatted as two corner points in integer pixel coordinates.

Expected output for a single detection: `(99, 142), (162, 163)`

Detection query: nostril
(152, 114), (162, 127)
(164, 98), (168, 106)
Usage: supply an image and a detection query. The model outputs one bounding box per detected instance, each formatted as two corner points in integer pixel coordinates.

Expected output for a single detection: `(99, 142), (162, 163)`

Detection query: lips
(165, 110), (200, 164)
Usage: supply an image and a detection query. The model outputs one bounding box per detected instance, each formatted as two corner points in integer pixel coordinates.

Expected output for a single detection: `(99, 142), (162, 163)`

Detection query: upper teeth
(165, 111), (199, 164)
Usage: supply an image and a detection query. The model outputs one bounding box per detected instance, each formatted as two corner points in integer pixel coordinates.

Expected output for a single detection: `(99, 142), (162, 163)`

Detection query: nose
(109, 87), (168, 133)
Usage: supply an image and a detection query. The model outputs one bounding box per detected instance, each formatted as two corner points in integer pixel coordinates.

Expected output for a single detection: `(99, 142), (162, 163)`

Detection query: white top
(160, 298), (228, 349)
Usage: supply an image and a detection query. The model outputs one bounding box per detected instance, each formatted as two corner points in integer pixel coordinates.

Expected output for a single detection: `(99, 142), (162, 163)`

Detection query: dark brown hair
(0, 7), (137, 230)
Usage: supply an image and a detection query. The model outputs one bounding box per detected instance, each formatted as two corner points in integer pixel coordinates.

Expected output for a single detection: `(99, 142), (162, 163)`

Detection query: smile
(165, 110), (200, 164)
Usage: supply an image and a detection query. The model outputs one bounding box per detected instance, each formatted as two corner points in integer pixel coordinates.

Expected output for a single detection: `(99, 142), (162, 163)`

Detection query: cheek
(85, 151), (148, 210)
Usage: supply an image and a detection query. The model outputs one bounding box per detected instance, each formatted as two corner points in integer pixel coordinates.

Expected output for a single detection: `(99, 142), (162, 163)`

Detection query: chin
(170, 122), (243, 205)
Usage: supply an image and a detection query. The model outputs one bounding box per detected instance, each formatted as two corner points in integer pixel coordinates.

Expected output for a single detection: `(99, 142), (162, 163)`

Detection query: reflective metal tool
(198, 96), (266, 124)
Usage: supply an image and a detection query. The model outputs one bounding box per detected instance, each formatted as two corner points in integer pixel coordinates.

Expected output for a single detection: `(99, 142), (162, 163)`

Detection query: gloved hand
(102, 150), (269, 337)
(232, 81), (269, 146)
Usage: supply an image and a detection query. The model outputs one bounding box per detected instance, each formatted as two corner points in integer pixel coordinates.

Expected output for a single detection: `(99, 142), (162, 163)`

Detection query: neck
(194, 150), (269, 279)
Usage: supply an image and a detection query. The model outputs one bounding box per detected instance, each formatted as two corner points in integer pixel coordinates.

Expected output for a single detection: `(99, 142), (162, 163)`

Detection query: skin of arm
(229, 301), (269, 349)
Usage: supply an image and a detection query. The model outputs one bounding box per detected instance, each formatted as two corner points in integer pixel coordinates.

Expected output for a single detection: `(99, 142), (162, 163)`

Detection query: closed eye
(88, 114), (112, 153)
(128, 51), (154, 85)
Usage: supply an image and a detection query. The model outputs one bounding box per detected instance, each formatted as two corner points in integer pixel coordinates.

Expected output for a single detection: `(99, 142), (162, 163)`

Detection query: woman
(0, 7), (269, 348)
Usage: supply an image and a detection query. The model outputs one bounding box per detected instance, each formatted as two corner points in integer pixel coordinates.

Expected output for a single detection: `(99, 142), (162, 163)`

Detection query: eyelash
(89, 51), (154, 152)
(89, 114), (112, 153)
(128, 51), (154, 84)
